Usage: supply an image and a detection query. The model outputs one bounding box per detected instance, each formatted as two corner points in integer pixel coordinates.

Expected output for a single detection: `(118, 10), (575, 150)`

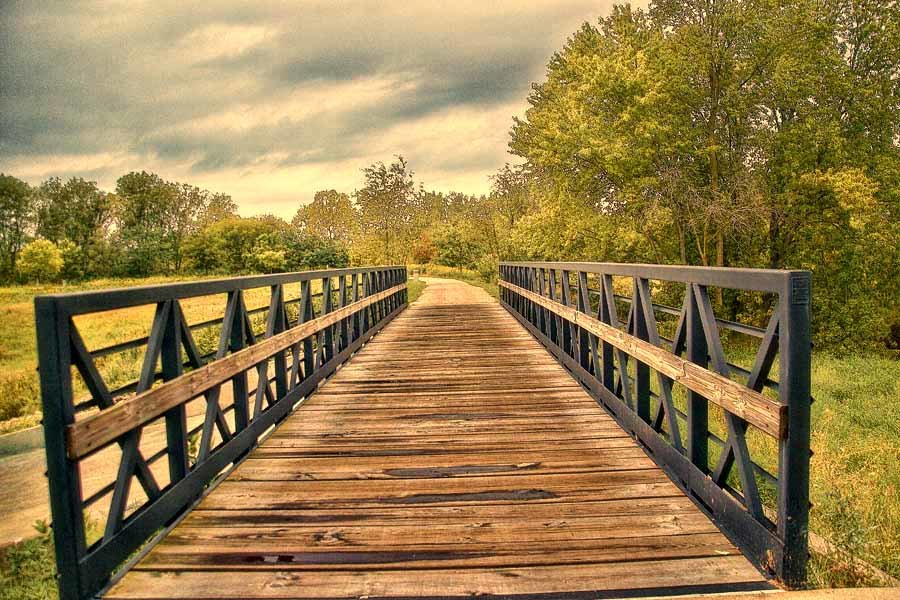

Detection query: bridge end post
(35, 297), (87, 600)
(776, 271), (812, 588)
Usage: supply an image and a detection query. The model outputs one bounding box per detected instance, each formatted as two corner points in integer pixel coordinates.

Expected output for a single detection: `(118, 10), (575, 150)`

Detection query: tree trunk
(768, 209), (782, 269)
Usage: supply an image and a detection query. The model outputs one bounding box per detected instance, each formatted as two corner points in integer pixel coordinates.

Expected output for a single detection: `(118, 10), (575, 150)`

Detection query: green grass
(804, 354), (900, 586)
(0, 532), (56, 600)
(406, 278), (426, 304)
(0, 519), (108, 600)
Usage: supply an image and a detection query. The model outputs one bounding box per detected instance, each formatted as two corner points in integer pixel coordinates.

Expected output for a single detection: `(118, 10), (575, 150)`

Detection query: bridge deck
(104, 279), (769, 599)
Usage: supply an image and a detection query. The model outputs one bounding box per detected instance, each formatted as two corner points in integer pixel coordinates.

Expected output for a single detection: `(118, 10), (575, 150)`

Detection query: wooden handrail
(499, 280), (785, 438)
(66, 283), (406, 459)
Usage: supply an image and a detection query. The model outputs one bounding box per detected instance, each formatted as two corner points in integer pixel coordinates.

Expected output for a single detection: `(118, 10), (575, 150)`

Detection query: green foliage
(34, 177), (112, 279)
(184, 216), (288, 274)
(293, 190), (357, 244)
(0, 370), (40, 421)
(0, 174), (34, 282)
(114, 172), (237, 276)
(432, 225), (478, 270)
(507, 0), (900, 351)
(249, 246), (287, 274)
(283, 231), (350, 270)
(16, 239), (63, 283)
(354, 156), (421, 264)
(0, 524), (58, 600)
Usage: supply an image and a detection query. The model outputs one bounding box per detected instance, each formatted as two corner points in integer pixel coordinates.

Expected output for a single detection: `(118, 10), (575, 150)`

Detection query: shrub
(16, 239), (63, 283)
(0, 372), (40, 421)
(474, 255), (499, 283)
(250, 247), (287, 273)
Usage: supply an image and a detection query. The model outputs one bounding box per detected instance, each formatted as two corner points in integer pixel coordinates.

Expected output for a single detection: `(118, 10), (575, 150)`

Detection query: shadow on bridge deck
(103, 278), (770, 599)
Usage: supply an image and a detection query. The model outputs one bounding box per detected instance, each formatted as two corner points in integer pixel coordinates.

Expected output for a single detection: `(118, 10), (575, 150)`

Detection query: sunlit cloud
(0, 1), (637, 219)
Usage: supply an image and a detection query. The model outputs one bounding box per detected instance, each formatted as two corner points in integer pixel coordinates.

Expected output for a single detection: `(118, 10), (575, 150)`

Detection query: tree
(115, 171), (178, 276)
(354, 157), (421, 264)
(34, 177), (113, 278)
(17, 239), (63, 282)
(283, 232), (350, 270)
(432, 225), (479, 271)
(116, 172), (235, 275)
(184, 216), (288, 273)
(411, 232), (437, 264)
(490, 164), (534, 228)
(0, 174), (34, 281)
(249, 233), (288, 273)
(293, 190), (356, 244)
(198, 193), (238, 227)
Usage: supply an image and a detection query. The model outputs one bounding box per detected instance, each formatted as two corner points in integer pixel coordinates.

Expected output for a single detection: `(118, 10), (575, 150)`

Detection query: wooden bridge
(35, 263), (812, 600)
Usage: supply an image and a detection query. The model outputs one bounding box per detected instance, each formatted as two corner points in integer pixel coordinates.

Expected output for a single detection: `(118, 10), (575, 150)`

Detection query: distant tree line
(0, 171), (350, 283)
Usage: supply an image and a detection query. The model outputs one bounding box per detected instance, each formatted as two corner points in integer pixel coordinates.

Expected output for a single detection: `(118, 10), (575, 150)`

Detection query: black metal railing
(36, 266), (407, 600)
(499, 261), (811, 586)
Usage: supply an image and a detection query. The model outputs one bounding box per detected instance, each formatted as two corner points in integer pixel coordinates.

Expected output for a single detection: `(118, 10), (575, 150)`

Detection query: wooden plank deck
(104, 278), (769, 599)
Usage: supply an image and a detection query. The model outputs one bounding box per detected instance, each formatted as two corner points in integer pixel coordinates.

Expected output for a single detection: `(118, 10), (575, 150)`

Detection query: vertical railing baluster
(576, 272), (599, 375)
(559, 270), (574, 358)
(298, 281), (315, 385)
(778, 272), (812, 586)
(351, 273), (360, 341)
(685, 284), (709, 470)
(362, 272), (372, 332)
(631, 279), (651, 422)
(338, 275), (348, 352)
(162, 301), (188, 483)
(224, 290), (250, 434)
(36, 298), (85, 600)
(267, 284), (289, 400)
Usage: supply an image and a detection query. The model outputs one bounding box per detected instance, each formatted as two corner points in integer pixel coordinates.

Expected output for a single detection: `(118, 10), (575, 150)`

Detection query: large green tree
(292, 190), (356, 245)
(354, 157), (421, 264)
(34, 177), (113, 278)
(509, 0), (899, 349)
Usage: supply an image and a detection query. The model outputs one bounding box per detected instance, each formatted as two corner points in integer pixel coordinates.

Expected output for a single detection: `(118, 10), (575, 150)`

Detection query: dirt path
(416, 276), (493, 305)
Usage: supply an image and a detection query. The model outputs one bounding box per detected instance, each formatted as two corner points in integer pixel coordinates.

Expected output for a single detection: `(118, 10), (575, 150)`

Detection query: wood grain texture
(499, 280), (786, 438)
(104, 278), (768, 599)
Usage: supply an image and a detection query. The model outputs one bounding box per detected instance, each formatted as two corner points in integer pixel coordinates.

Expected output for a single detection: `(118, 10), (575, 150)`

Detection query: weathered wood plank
(136, 533), (743, 571)
(105, 556), (765, 599)
(229, 448), (656, 481)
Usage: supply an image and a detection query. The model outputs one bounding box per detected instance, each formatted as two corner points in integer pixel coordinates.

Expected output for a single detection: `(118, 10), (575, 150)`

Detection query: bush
(0, 372), (40, 421)
(474, 255), (499, 283)
(250, 247), (287, 273)
(432, 225), (478, 270)
(16, 240), (63, 283)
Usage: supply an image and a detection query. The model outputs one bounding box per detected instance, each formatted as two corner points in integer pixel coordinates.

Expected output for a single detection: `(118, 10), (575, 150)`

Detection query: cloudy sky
(1, 1), (627, 219)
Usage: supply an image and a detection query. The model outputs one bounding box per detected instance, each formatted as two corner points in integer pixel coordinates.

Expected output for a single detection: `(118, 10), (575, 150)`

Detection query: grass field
(0, 275), (273, 432)
(0, 270), (897, 594)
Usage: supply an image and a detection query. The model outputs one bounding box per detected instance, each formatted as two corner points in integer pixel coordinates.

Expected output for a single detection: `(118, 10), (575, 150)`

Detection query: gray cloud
(0, 1), (629, 213)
